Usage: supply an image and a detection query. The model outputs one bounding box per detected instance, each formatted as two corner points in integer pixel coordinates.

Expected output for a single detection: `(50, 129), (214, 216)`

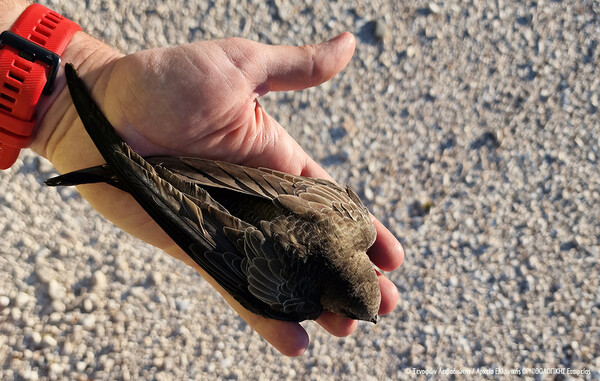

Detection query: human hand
(37, 32), (404, 356)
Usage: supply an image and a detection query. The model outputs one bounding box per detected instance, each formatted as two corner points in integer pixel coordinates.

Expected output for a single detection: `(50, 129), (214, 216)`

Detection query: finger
(258, 32), (356, 93)
(378, 274), (399, 316)
(241, 118), (333, 177)
(299, 157), (333, 179)
(368, 218), (405, 271)
(208, 280), (310, 357)
(316, 311), (358, 337)
(242, 310), (309, 357)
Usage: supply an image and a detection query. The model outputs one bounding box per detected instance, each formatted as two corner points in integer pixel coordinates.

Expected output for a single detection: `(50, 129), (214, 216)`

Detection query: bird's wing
(153, 164), (324, 321)
(192, 225), (323, 321)
(153, 156), (377, 250)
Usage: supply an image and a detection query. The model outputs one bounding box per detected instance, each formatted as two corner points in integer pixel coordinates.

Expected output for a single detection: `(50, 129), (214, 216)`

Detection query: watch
(0, 4), (81, 169)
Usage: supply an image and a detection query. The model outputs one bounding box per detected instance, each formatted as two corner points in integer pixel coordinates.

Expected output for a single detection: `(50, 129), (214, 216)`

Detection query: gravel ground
(1, 0), (600, 379)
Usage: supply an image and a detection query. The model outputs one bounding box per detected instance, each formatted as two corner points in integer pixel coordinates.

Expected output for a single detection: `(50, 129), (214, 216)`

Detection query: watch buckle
(0, 30), (61, 96)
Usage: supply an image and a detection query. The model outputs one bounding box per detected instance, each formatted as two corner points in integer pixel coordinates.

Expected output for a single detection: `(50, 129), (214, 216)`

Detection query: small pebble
(91, 271), (108, 290)
(47, 279), (66, 301)
(0, 295), (10, 307)
(81, 315), (96, 330)
(83, 298), (94, 312)
(51, 300), (66, 313)
(15, 292), (30, 307)
(373, 19), (386, 42)
(428, 2), (441, 14)
(149, 272), (163, 287)
(176, 299), (191, 312)
(49, 362), (64, 376)
(42, 335), (57, 348)
(76, 361), (87, 372)
(30, 332), (42, 345)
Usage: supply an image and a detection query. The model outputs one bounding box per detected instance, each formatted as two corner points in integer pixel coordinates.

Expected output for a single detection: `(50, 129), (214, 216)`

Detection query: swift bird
(46, 64), (380, 323)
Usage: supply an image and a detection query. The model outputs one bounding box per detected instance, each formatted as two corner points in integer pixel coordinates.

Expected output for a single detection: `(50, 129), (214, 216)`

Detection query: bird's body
(46, 64), (380, 322)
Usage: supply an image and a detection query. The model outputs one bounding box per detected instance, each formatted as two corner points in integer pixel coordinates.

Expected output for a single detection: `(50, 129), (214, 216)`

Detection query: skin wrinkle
(203, 46), (238, 96)
(179, 50), (258, 152)
(274, 120), (311, 174)
(243, 118), (301, 173)
(147, 47), (172, 85)
(224, 38), (266, 89)
(302, 44), (321, 89)
(204, 101), (254, 146)
(45, 53), (121, 162)
(44, 107), (76, 164)
(121, 68), (146, 127)
(195, 64), (264, 159)
(127, 56), (176, 145)
(114, 72), (184, 156)
(276, 129), (306, 175)
(189, 100), (259, 161)
(106, 52), (209, 155)
(254, 105), (277, 161)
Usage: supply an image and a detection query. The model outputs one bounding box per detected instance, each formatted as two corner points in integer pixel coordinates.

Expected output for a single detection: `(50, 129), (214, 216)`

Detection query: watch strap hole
(8, 71), (25, 83)
(46, 13), (61, 23)
(13, 60), (31, 72)
(34, 26), (52, 38)
(3, 83), (19, 93)
(40, 20), (57, 31)
(29, 34), (45, 46)
(0, 93), (16, 103)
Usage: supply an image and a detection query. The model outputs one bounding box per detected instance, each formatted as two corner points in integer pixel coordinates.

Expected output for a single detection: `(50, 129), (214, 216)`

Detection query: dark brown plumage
(46, 64), (380, 323)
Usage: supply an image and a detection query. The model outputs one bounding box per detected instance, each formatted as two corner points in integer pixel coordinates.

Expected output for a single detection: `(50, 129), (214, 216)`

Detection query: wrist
(0, 1), (123, 165)
(32, 32), (123, 161)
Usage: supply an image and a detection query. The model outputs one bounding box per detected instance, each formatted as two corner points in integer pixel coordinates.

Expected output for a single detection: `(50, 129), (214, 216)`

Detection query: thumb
(257, 32), (356, 93)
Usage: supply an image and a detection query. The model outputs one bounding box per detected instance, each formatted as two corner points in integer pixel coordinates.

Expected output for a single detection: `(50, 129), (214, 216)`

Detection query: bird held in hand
(46, 63), (381, 323)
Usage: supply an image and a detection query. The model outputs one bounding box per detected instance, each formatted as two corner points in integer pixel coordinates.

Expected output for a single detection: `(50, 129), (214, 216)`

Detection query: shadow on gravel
(357, 20), (384, 45)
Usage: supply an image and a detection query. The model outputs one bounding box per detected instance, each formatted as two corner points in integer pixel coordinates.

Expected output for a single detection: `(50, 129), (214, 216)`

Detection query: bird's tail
(44, 164), (125, 190)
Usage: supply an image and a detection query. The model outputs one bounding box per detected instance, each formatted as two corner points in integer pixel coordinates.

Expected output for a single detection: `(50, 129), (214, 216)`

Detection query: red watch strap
(0, 4), (81, 169)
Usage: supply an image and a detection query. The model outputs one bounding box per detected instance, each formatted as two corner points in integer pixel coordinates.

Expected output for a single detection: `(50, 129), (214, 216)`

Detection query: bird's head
(320, 251), (381, 323)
